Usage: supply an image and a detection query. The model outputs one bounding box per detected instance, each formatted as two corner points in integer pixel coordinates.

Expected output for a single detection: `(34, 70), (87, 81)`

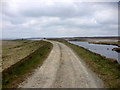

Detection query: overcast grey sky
(2, 0), (118, 39)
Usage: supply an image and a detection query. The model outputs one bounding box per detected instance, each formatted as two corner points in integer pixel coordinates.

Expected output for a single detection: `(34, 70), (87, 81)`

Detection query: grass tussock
(56, 40), (120, 88)
(2, 40), (53, 88)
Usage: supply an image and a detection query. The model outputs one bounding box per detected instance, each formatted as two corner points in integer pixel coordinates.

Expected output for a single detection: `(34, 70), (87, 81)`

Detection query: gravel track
(19, 40), (103, 88)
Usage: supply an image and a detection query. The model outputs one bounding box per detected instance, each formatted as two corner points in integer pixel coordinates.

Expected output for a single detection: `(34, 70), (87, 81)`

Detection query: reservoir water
(69, 41), (120, 64)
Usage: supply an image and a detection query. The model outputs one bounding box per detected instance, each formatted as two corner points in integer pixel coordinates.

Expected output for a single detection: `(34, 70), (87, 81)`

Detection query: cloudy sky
(2, 0), (119, 39)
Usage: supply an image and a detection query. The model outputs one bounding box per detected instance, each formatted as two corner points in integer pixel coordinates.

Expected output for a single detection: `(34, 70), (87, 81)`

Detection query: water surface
(69, 41), (120, 63)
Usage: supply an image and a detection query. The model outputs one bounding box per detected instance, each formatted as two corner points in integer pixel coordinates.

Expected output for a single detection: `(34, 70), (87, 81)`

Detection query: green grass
(2, 40), (53, 88)
(52, 39), (120, 88)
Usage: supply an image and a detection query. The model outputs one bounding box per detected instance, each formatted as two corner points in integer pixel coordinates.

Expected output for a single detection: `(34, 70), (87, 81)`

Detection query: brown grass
(88, 41), (120, 47)
(2, 40), (43, 71)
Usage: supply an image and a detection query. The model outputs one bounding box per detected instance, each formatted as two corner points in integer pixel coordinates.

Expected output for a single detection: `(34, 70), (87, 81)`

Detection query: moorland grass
(2, 39), (44, 70)
(89, 41), (120, 47)
(2, 40), (53, 88)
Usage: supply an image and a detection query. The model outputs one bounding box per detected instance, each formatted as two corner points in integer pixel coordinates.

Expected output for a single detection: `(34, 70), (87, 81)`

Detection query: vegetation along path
(19, 40), (103, 88)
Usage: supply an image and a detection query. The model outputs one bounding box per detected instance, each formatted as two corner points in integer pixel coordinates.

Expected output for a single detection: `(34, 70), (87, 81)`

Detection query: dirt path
(19, 40), (103, 88)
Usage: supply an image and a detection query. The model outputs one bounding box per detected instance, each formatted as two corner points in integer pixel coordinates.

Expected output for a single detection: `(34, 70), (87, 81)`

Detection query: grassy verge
(2, 40), (53, 88)
(52, 40), (120, 88)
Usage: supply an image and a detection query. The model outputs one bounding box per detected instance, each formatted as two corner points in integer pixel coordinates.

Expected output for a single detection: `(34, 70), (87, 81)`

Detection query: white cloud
(2, 0), (118, 39)
(94, 8), (118, 25)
